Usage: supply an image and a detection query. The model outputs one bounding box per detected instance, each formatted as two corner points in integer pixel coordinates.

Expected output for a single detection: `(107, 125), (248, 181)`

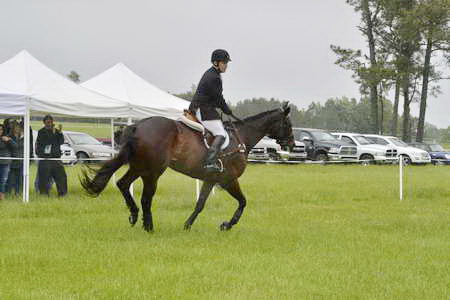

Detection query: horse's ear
(282, 102), (290, 115)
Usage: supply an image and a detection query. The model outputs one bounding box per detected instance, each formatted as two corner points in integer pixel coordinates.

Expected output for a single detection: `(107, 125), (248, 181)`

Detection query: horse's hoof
(142, 226), (154, 233)
(129, 214), (138, 226)
(220, 221), (231, 231)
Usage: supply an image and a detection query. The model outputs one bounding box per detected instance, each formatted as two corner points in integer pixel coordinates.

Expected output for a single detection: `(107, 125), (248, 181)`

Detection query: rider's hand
(223, 106), (232, 115)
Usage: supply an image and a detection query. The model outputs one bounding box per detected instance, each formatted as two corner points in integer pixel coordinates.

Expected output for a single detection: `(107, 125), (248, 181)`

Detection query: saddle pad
(178, 115), (205, 134)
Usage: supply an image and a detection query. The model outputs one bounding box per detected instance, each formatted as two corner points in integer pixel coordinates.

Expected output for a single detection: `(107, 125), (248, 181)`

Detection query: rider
(189, 49), (233, 173)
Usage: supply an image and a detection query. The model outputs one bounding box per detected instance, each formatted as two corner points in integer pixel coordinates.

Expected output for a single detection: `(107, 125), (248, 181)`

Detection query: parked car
(363, 134), (431, 165)
(32, 130), (77, 165)
(408, 142), (450, 165)
(292, 128), (358, 161)
(63, 131), (116, 163)
(248, 136), (307, 161)
(332, 132), (398, 164)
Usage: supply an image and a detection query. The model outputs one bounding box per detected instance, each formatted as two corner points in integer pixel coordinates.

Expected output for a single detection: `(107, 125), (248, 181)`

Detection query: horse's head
(267, 102), (295, 150)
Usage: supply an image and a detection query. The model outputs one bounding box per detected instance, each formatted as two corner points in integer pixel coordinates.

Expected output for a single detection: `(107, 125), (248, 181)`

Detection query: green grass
(0, 164), (449, 299)
(30, 121), (112, 138)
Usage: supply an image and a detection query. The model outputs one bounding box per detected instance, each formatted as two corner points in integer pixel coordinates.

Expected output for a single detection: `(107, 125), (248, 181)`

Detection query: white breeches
(195, 109), (230, 149)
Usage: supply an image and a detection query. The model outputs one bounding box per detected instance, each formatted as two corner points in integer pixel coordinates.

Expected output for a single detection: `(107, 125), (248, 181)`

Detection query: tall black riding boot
(204, 135), (226, 174)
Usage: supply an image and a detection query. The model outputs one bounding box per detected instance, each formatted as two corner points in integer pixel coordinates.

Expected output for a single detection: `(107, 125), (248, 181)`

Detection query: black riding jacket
(189, 67), (232, 120)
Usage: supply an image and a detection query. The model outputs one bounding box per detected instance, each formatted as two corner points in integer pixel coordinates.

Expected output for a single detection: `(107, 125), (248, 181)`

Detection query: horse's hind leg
(219, 179), (247, 231)
(140, 174), (162, 232)
(184, 181), (214, 230)
(117, 170), (140, 226)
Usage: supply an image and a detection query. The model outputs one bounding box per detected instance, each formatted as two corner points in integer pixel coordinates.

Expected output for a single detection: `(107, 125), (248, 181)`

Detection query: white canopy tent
(81, 62), (189, 120)
(0, 86), (27, 116)
(0, 50), (138, 203)
(0, 50), (133, 118)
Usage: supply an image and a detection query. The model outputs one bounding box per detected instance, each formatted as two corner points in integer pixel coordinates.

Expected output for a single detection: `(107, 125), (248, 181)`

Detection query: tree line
(174, 91), (450, 143)
(331, 0), (449, 142)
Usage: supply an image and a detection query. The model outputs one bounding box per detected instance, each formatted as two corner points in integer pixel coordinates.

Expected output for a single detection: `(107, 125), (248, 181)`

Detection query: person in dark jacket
(188, 49), (233, 173)
(36, 115), (67, 196)
(6, 123), (24, 195)
(0, 124), (16, 200)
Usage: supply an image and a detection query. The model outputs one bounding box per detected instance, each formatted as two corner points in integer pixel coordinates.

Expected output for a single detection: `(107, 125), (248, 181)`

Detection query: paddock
(1, 163), (448, 298)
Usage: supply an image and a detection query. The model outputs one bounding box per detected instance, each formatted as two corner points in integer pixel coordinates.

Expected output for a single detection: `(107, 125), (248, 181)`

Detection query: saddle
(178, 110), (246, 154)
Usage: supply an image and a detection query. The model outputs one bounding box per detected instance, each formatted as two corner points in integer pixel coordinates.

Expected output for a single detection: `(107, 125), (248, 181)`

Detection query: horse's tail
(80, 125), (137, 197)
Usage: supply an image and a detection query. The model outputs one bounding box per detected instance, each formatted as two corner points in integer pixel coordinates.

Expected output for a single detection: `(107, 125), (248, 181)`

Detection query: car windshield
(354, 135), (372, 145)
(412, 144), (428, 151)
(388, 137), (408, 147)
(429, 144), (444, 151)
(68, 133), (102, 145)
(310, 131), (336, 141)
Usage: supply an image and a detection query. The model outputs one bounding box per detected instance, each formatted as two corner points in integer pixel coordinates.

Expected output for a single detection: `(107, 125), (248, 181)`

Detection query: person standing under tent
(188, 49), (233, 174)
(0, 124), (16, 200)
(6, 122), (24, 195)
(36, 115), (67, 196)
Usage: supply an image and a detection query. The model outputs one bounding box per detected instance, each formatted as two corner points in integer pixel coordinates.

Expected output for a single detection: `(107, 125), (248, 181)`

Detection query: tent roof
(0, 85), (27, 116)
(0, 50), (132, 118)
(82, 63), (188, 120)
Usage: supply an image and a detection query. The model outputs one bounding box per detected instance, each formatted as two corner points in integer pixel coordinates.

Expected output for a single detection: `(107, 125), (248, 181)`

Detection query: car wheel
(360, 154), (374, 165)
(76, 152), (89, 164)
(315, 153), (328, 161)
(269, 152), (281, 161)
(400, 155), (411, 165)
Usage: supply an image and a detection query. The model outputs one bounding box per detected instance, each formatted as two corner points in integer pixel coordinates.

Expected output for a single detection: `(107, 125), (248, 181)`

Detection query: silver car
(63, 131), (116, 163)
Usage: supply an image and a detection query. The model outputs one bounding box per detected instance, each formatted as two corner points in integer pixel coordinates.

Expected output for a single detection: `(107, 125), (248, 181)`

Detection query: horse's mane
(223, 108), (283, 128)
(241, 108), (281, 122)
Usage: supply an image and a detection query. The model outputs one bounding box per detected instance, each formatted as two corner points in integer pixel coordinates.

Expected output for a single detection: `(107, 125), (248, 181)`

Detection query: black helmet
(211, 49), (231, 63)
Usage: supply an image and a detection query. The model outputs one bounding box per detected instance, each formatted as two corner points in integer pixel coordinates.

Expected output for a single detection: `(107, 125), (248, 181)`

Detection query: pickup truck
(292, 128), (358, 161)
(248, 136), (307, 161)
(332, 132), (398, 164)
(363, 134), (430, 165)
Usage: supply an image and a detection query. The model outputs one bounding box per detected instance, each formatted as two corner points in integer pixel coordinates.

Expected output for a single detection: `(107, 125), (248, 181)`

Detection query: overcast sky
(1, 0), (448, 128)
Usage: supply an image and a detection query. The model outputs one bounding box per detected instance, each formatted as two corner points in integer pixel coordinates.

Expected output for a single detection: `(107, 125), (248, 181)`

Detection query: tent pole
(127, 117), (134, 197)
(111, 118), (116, 184)
(23, 100), (31, 203)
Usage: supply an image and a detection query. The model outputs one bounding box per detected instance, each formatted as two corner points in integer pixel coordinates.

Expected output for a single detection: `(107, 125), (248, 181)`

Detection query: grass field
(0, 163), (449, 299)
(29, 120), (112, 139)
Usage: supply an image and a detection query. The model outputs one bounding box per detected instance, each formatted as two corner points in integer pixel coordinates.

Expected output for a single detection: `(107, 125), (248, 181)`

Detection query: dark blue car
(408, 142), (450, 165)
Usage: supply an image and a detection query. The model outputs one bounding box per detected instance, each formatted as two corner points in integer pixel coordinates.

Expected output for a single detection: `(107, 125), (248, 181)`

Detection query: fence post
(399, 155), (403, 201)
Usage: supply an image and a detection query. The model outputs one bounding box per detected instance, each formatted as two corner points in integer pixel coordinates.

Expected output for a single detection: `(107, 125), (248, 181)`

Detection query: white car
(363, 134), (431, 164)
(332, 132), (398, 164)
(63, 131), (116, 163)
(248, 136), (307, 161)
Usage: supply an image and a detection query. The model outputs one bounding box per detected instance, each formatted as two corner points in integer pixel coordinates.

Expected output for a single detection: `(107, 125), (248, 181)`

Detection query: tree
(331, 0), (385, 134)
(67, 71), (80, 83)
(415, 0), (450, 142)
(379, 0), (423, 142)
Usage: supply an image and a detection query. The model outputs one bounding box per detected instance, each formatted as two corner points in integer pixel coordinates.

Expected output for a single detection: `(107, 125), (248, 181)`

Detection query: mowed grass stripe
(0, 164), (449, 299)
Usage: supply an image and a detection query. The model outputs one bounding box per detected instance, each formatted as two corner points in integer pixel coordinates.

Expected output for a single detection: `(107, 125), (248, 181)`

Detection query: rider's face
(217, 61), (228, 73)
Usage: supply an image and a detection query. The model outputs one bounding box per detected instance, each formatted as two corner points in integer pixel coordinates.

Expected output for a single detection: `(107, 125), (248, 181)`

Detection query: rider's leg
(204, 135), (226, 172)
(195, 109), (228, 172)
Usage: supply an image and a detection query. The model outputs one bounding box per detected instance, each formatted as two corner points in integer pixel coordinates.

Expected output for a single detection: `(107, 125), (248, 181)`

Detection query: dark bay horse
(81, 103), (294, 232)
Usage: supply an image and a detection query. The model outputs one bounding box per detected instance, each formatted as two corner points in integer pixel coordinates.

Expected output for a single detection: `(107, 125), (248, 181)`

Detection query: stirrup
(204, 159), (224, 173)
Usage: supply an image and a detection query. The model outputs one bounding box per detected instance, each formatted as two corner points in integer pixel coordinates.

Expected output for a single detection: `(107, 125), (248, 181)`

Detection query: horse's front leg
(219, 179), (247, 231)
(184, 181), (214, 230)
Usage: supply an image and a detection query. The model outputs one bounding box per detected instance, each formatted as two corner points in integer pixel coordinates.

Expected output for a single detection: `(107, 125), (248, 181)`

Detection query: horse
(81, 103), (294, 232)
